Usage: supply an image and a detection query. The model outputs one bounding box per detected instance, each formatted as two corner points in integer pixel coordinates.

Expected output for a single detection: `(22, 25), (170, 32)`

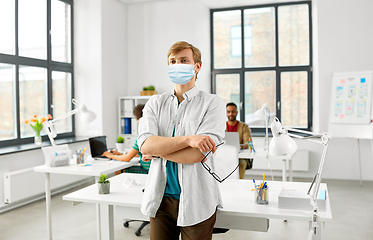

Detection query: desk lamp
(268, 117), (331, 240)
(254, 103), (270, 153)
(43, 99), (96, 146)
(41, 99), (96, 167)
(254, 103), (275, 180)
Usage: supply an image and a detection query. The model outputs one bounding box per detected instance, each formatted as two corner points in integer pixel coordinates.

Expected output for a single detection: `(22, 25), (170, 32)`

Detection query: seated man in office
(102, 104), (150, 174)
(226, 102), (253, 179)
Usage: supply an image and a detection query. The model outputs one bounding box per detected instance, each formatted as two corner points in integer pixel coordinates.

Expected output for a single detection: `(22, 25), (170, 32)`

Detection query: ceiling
(118, 0), (173, 4)
(118, 0), (304, 7)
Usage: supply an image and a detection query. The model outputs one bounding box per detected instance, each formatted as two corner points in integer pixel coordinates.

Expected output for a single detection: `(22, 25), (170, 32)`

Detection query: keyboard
(94, 156), (110, 161)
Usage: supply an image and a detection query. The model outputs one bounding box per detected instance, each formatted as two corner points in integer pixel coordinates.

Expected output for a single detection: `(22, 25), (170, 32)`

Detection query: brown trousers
(150, 196), (217, 240)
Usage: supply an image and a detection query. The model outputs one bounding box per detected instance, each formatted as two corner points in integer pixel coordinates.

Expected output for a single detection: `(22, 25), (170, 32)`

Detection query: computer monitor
(224, 132), (240, 152)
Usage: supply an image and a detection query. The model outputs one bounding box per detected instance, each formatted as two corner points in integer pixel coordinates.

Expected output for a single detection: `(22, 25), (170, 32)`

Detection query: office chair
(121, 166), (150, 236)
(212, 144), (239, 234)
(123, 220), (149, 236)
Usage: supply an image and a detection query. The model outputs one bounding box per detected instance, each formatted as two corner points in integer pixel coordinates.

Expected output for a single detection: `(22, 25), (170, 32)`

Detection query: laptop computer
(89, 136), (110, 160)
(224, 132), (241, 153)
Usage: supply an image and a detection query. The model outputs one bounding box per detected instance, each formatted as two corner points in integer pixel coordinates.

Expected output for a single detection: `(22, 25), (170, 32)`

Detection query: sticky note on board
(340, 114), (345, 119)
(341, 79), (345, 83)
(361, 78), (366, 83)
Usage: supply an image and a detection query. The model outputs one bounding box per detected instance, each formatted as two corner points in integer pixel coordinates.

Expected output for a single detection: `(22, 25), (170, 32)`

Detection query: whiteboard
(328, 71), (373, 139)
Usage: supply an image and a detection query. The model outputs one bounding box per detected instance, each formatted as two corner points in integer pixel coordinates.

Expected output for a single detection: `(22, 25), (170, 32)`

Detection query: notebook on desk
(89, 136), (110, 160)
(224, 132), (241, 152)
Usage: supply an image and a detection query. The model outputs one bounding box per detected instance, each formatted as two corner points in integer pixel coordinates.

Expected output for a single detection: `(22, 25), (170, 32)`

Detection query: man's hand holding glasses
(200, 142), (239, 183)
(188, 135), (218, 154)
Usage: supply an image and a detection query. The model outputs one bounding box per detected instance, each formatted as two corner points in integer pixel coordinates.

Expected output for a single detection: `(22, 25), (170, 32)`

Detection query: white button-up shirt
(137, 86), (226, 226)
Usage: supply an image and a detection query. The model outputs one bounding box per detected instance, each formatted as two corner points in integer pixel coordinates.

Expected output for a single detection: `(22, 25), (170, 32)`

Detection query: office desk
(63, 173), (332, 240)
(35, 158), (140, 240)
(239, 148), (295, 181)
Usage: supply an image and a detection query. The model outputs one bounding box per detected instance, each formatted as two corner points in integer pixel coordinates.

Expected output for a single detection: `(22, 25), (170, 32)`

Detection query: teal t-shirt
(164, 105), (181, 199)
(164, 161), (181, 199)
(132, 139), (151, 171)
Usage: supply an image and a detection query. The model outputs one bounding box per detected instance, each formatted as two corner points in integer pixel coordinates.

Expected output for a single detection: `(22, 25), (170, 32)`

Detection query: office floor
(1, 176), (372, 240)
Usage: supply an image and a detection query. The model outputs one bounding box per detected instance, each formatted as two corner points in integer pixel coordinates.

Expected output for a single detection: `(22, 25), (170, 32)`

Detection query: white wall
(314, 0), (373, 180)
(126, 1), (211, 95)
(74, 0), (103, 138)
(125, 0), (373, 181)
(101, 0), (128, 147)
(75, 0), (127, 148)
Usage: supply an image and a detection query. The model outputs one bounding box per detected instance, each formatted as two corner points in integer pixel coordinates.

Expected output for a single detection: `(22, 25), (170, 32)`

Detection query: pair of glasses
(200, 142), (239, 183)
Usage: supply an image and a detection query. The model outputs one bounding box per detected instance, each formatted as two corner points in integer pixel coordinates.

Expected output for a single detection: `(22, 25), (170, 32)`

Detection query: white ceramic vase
(98, 182), (110, 194)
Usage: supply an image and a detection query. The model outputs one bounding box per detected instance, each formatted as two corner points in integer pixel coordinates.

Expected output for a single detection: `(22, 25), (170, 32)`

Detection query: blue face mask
(168, 64), (196, 85)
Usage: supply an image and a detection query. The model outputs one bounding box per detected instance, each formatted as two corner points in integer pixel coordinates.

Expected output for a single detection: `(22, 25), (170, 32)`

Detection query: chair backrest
(213, 144), (239, 180)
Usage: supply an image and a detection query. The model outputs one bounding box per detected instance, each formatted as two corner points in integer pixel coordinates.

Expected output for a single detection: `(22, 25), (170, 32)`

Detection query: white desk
(239, 148), (295, 181)
(34, 158), (140, 240)
(63, 173), (332, 240)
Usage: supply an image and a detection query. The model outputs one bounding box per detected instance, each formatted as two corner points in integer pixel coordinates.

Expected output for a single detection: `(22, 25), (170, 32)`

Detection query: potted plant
(98, 174), (110, 194)
(116, 136), (125, 152)
(140, 85), (157, 96)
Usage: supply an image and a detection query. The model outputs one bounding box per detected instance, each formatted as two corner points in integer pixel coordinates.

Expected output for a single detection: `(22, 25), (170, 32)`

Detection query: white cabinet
(118, 96), (151, 149)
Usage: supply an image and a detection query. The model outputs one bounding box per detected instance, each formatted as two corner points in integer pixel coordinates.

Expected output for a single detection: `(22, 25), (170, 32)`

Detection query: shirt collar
(183, 86), (199, 102)
(170, 86), (199, 102)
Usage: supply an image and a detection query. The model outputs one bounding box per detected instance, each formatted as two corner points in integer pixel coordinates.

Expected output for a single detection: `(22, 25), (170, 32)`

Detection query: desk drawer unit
(215, 212), (269, 232)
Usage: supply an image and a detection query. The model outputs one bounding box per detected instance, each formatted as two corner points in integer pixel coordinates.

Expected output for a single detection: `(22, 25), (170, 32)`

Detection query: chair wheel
(135, 230), (141, 236)
(123, 222), (129, 228)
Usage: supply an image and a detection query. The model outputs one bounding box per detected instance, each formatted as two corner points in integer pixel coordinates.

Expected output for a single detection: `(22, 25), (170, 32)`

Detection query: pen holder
(255, 185), (269, 204)
(73, 153), (88, 164)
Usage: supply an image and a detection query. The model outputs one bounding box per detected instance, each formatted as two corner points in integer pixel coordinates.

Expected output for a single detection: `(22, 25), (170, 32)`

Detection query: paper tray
(42, 144), (71, 167)
(278, 188), (326, 212)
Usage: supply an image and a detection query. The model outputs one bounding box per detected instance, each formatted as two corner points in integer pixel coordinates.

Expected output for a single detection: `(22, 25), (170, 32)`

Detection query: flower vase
(34, 133), (42, 146)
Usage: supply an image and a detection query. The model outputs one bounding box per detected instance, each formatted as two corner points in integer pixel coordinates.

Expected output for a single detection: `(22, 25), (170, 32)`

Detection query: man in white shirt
(137, 41), (226, 240)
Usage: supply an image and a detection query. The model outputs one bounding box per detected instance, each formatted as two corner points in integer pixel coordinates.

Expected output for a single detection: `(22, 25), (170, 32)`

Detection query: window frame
(210, 1), (313, 134)
(0, 0), (74, 147)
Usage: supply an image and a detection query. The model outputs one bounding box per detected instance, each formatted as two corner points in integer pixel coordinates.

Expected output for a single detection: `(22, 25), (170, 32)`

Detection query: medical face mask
(168, 64), (196, 85)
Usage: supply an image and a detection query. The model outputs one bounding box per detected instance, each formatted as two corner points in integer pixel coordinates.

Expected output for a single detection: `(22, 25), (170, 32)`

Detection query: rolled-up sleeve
(137, 97), (159, 152)
(196, 95), (226, 146)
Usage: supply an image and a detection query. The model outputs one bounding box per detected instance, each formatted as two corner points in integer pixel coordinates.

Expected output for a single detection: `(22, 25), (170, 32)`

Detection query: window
(211, 1), (312, 132)
(231, 25), (252, 57)
(0, 0), (74, 146)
